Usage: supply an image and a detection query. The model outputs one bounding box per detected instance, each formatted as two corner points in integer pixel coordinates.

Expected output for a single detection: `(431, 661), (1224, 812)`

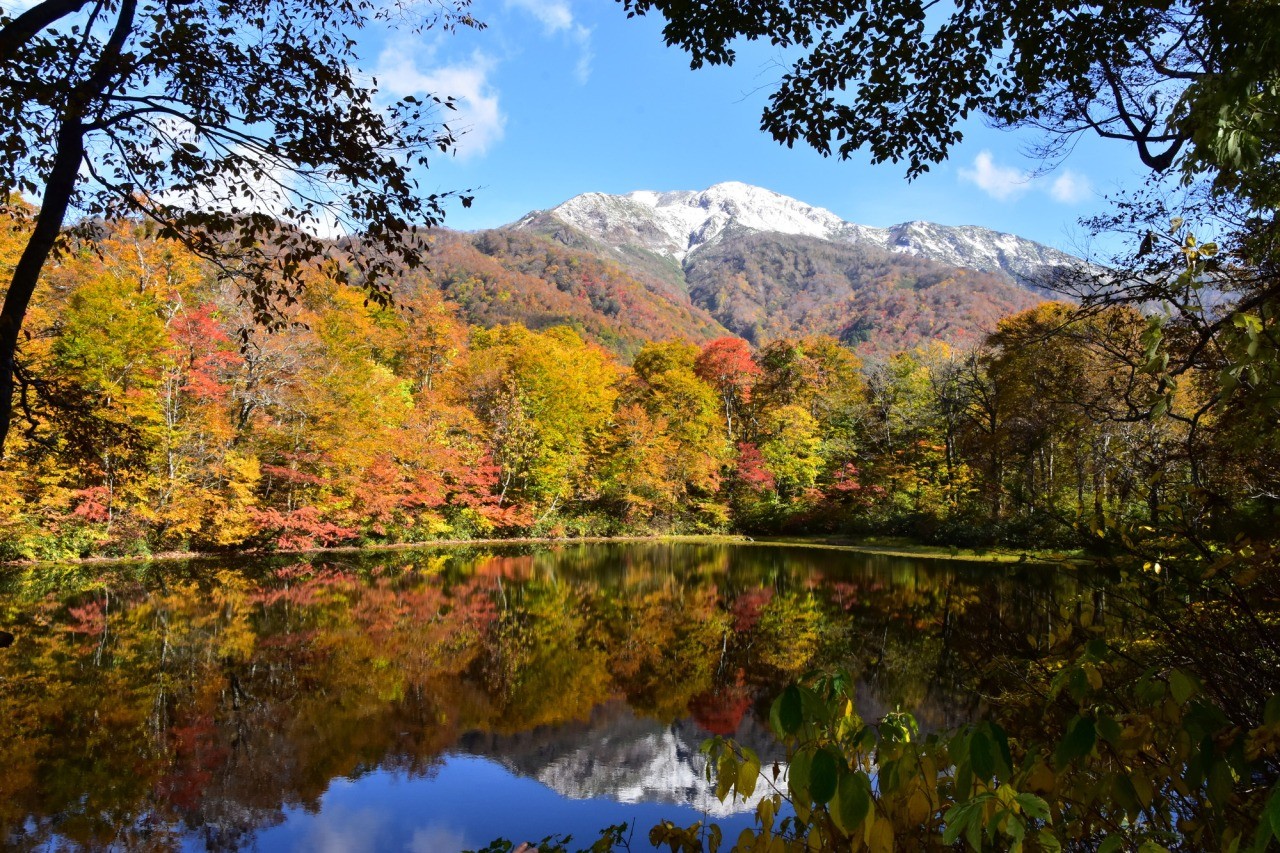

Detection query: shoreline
(2, 533), (1077, 570)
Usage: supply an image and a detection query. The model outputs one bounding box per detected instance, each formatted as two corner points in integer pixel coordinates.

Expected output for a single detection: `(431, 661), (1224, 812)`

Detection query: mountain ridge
(515, 181), (1084, 292)
(401, 182), (1076, 358)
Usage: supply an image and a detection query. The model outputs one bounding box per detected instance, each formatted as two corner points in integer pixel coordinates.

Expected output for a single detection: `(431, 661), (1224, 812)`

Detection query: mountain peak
(526, 182), (1082, 290)
(543, 182), (866, 262)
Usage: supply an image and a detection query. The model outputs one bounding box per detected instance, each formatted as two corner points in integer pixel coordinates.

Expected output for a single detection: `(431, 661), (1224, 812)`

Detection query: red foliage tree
(694, 337), (761, 442)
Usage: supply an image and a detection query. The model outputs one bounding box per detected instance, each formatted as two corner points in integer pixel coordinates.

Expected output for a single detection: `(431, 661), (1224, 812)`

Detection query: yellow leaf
(1026, 761), (1057, 794)
(739, 754), (761, 799)
(867, 816), (894, 853)
(920, 756), (939, 793)
(756, 794), (777, 830)
(1131, 772), (1154, 808)
(904, 787), (932, 824)
(1083, 663), (1103, 691)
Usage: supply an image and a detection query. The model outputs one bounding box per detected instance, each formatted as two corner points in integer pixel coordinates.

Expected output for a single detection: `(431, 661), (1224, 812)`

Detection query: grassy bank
(749, 535), (1082, 565)
(1, 532), (1083, 570)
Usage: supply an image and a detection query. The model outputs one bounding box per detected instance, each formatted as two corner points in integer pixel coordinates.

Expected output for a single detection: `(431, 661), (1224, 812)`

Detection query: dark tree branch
(0, 0), (137, 455)
(0, 0), (93, 62)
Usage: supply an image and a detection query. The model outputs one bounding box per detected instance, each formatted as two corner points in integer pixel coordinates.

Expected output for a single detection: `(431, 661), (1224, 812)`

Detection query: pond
(0, 541), (1093, 851)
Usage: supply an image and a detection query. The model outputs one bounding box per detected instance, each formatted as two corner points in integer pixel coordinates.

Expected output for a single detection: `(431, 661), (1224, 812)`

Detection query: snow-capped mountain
(883, 220), (1083, 291)
(530, 726), (777, 817)
(436, 182), (1092, 356)
(454, 701), (784, 816)
(520, 181), (1083, 290)
(538, 182), (886, 263)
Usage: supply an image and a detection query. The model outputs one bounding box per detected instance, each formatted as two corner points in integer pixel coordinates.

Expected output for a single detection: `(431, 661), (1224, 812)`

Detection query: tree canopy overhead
(619, 0), (1275, 193)
(0, 0), (480, 453)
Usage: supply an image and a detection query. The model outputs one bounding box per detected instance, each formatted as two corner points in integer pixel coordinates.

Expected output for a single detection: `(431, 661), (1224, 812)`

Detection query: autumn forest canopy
(0, 0), (1275, 562)
(0, 204), (1266, 562)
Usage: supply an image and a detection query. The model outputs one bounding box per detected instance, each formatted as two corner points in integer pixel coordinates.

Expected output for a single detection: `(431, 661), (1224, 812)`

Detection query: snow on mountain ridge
(550, 181), (879, 262)
(535, 182), (1083, 288)
(531, 727), (774, 817)
(884, 220), (1078, 289)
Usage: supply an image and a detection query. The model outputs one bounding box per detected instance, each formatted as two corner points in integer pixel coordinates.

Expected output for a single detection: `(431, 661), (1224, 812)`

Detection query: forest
(0, 205), (1264, 563)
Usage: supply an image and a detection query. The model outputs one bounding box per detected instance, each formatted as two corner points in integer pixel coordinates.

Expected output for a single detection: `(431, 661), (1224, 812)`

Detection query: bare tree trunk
(0, 118), (85, 455)
(0, 0), (136, 456)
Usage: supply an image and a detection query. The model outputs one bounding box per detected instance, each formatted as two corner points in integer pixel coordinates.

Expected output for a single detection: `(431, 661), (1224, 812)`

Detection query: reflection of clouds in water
(407, 824), (473, 853)
(296, 805), (390, 853)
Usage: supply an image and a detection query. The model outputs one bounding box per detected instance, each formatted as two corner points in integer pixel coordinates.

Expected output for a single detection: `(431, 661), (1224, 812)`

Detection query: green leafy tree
(464, 325), (620, 525)
(753, 335), (866, 463)
(863, 350), (953, 517)
(616, 341), (730, 526)
(756, 404), (822, 501)
(619, 0), (1251, 180)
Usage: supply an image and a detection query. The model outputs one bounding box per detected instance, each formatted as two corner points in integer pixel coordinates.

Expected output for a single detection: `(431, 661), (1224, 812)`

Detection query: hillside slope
(683, 232), (1044, 353)
(390, 182), (1078, 358)
(401, 229), (729, 357)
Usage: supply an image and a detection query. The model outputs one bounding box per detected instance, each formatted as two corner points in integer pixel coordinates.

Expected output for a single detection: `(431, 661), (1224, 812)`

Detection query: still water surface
(0, 542), (1086, 851)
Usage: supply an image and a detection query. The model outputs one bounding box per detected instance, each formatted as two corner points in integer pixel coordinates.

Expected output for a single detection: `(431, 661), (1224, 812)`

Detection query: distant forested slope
(681, 232), (1044, 353)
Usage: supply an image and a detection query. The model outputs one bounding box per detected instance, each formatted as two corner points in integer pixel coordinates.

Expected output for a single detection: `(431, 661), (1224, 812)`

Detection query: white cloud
(959, 151), (1095, 206)
(377, 47), (506, 160)
(505, 0), (593, 83)
(144, 122), (349, 238)
(506, 0), (575, 32)
(407, 825), (473, 853)
(1049, 170), (1093, 204)
(959, 151), (1033, 201)
(298, 805), (390, 853)
(571, 38), (594, 85)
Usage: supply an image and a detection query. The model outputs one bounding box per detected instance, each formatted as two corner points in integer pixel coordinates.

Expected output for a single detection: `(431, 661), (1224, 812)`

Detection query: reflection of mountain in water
(0, 542), (1091, 851)
(455, 700), (785, 817)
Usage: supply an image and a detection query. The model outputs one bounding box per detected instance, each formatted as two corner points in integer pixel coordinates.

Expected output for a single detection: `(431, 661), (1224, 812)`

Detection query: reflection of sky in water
(247, 757), (760, 853)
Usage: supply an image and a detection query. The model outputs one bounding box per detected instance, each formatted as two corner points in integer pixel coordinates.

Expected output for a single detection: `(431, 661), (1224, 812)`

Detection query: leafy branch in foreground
(651, 526), (1280, 851)
(0, 0), (482, 453)
(679, 675), (1055, 852)
(466, 824), (633, 853)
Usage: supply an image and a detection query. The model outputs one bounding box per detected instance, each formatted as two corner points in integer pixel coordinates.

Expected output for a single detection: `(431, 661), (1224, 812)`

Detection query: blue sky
(367, 0), (1155, 258)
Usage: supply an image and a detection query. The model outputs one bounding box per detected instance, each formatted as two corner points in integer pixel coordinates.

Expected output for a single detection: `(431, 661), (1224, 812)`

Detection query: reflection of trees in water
(0, 544), (1090, 849)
